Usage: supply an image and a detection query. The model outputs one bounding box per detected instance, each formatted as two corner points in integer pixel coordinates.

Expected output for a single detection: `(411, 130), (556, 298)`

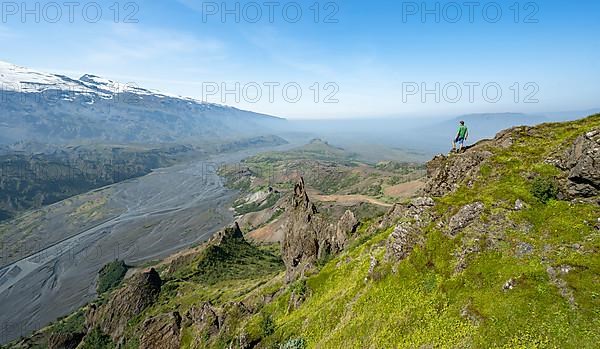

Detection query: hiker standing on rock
(452, 120), (469, 153)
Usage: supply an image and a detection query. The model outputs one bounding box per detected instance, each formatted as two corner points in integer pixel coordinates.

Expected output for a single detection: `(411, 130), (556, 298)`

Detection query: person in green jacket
(452, 121), (469, 153)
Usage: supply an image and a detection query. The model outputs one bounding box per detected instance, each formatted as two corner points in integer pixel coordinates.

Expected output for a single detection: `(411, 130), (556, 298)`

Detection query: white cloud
(83, 23), (226, 65)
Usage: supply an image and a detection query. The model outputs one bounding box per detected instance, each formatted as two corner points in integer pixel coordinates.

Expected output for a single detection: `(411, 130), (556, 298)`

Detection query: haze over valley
(1, 1), (599, 347)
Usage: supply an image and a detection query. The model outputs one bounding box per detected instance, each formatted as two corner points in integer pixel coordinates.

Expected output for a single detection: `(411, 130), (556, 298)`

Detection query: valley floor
(0, 142), (295, 345)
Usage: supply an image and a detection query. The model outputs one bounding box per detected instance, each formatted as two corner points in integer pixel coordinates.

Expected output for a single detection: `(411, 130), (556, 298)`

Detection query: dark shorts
(454, 137), (465, 146)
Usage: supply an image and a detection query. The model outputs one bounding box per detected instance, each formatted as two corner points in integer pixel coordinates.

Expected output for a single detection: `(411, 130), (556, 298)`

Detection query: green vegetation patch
(78, 328), (115, 349)
(97, 259), (129, 294)
(235, 192), (281, 215)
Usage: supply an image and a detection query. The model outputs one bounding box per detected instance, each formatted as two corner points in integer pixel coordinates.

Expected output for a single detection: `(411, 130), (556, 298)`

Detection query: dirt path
(383, 179), (425, 198)
(307, 190), (394, 208)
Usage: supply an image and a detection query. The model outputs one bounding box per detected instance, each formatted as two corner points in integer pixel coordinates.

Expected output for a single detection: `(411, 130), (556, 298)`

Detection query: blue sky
(1, 0), (599, 119)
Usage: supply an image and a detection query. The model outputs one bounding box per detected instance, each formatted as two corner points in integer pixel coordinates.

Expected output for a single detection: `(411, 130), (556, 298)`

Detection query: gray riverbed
(0, 144), (293, 344)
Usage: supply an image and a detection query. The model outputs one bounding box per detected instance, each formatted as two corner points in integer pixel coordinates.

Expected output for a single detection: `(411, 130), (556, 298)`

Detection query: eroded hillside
(5, 115), (600, 348)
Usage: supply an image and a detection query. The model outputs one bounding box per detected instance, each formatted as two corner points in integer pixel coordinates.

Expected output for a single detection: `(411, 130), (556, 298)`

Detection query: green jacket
(457, 125), (468, 139)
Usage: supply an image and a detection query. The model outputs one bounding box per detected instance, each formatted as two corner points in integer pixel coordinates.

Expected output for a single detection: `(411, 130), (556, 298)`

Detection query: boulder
(502, 278), (516, 291)
(559, 129), (600, 197)
(514, 199), (527, 211)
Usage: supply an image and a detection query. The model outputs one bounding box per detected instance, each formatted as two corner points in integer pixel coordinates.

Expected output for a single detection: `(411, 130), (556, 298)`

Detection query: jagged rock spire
(282, 177), (357, 282)
(292, 177), (317, 214)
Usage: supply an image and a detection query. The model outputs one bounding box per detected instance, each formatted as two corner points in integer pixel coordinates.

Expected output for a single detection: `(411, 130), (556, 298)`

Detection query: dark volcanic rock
(86, 268), (162, 342)
(47, 331), (84, 349)
(165, 222), (247, 275)
(424, 151), (492, 197)
(208, 222), (246, 245)
(334, 210), (359, 250)
(139, 312), (182, 349)
(281, 178), (357, 282)
(185, 302), (221, 336)
(558, 129), (600, 198)
(281, 178), (329, 282)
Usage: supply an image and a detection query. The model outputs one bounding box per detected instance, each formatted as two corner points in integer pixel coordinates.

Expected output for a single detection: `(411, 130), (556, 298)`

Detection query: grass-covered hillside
(254, 115), (600, 348)
(5, 115), (599, 349)
(220, 138), (425, 201)
(218, 139), (424, 240)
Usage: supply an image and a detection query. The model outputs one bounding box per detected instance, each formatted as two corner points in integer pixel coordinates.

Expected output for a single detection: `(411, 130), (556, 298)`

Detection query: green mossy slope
(5, 115), (599, 349)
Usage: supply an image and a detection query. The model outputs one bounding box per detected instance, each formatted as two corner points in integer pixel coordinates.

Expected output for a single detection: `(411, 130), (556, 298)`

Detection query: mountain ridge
(0, 61), (285, 145)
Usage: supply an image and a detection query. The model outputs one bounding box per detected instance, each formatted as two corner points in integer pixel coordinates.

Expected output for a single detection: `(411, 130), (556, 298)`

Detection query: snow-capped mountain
(0, 61), (284, 144)
(0, 61), (235, 106)
(0, 61), (94, 93)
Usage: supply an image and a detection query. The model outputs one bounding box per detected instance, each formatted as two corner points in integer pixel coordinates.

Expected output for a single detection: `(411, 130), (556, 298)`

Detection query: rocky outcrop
(219, 302), (251, 335)
(139, 312), (182, 349)
(186, 302), (221, 335)
(165, 222), (247, 275)
(47, 332), (84, 349)
(454, 238), (482, 273)
(334, 210), (359, 250)
(446, 202), (485, 237)
(514, 199), (528, 211)
(375, 197), (435, 232)
(452, 210), (526, 273)
(181, 301), (258, 347)
(386, 223), (422, 261)
(281, 178), (328, 282)
(383, 197), (435, 261)
(85, 268), (162, 343)
(281, 178), (358, 282)
(424, 151), (492, 197)
(556, 129), (600, 198)
(208, 222), (246, 245)
(546, 266), (576, 308)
